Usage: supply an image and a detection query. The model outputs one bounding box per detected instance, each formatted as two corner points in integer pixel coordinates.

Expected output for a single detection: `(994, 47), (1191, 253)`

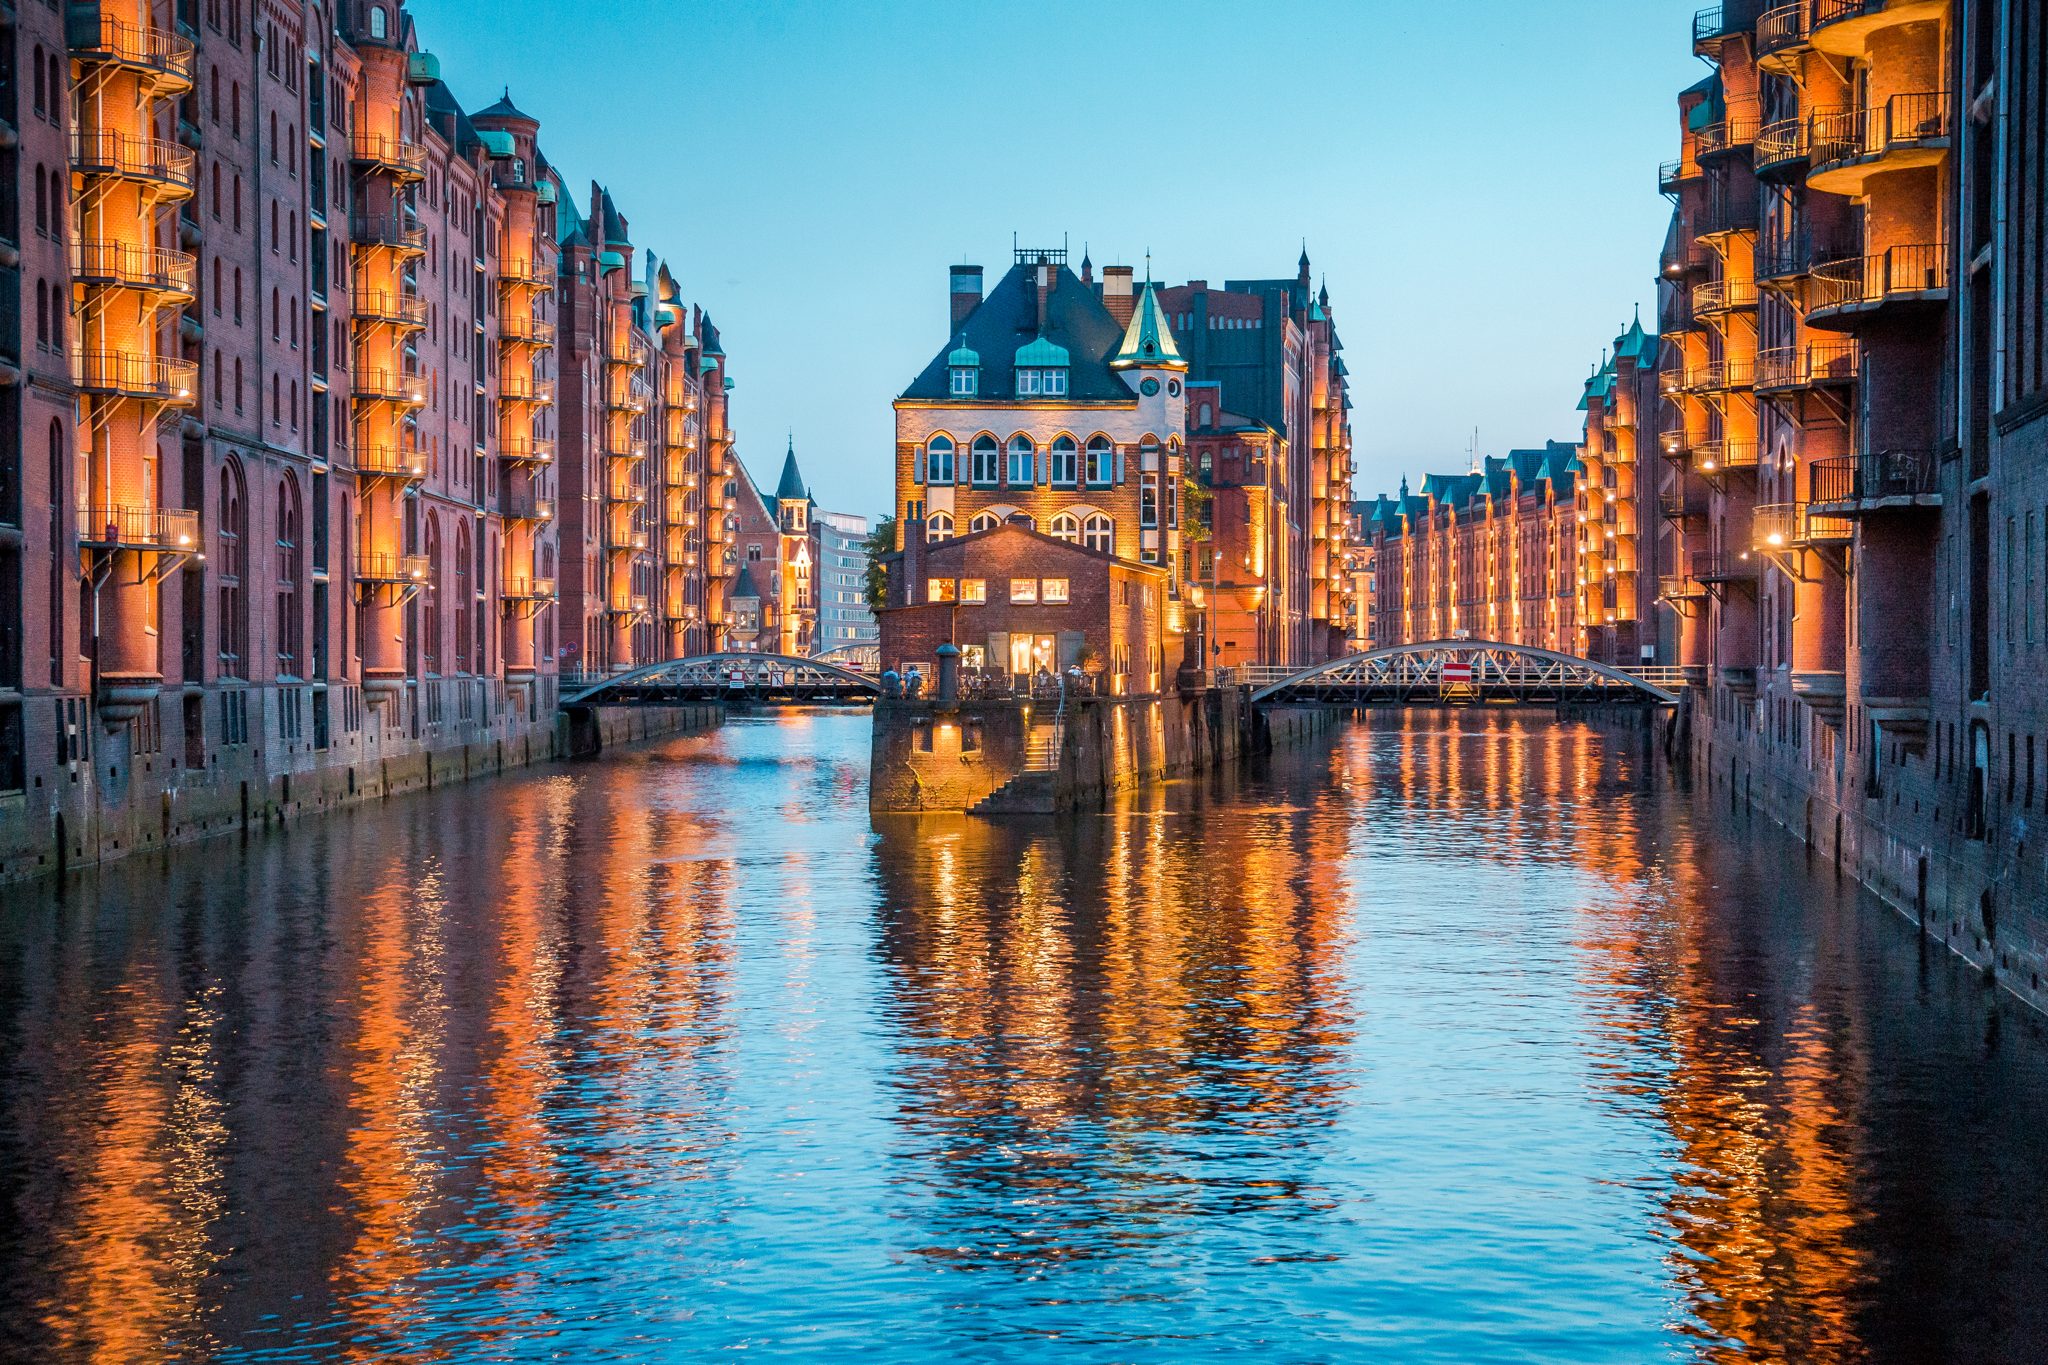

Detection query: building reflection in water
(2, 711), (2047, 1361)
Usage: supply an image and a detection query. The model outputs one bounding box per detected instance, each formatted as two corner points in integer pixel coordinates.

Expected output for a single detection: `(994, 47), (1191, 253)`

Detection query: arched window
(33, 167), (47, 235)
(34, 281), (47, 347)
(924, 435), (955, 485)
(368, 5), (387, 38)
(1086, 436), (1114, 485)
(1050, 513), (1080, 544)
(969, 511), (1003, 533)
(1050, 435), (1078, 486)
(926, 510), (954, 542)
(276, 476), (301, 676)
(454, 521), (472, 674)
(1082, 513), (1114, 554)
(971, 435), (999, 485)
(217, 460), (247, 678)
(47, 422), (65, 685)
(422, 516), (441, 676)
(1007, 435), (1035, 486)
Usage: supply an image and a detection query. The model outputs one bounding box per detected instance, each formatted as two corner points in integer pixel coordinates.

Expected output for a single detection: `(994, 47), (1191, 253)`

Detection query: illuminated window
(1010, 578), (1038, 604)
(926, 578), (957, 603)
(1042, 578), (1069, 603)
(969, 511), (1003, 533)
(1050, 513), (1080, 543)
(960, 578), (986, 604)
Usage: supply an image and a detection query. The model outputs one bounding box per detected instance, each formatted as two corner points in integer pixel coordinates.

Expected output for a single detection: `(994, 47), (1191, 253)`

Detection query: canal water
(3, 710), (2046, 1363)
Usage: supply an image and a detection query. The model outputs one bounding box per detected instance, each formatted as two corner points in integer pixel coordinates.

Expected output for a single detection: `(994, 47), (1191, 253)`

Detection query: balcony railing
(1754, 116), (1810, 174)
(503, 493), (555, 522)
(1693, 4), (1748, 48)
(1660, 573), (1708, 600)
(1695, 102), (1762, 159)
(605, 442), (647, 464)
(71, 130), (198, 195)
(498, 263), (556, 291)
(70, 240), (198, 298)
(1756, 341), (1860, 390)
(354, 443), (427, 480)
(1696, 190), (1763, 239)
(1691, 356), (1757, 392)
(356, 552), (431, 584)
(1809, 243), (1950, 319)
(350, 211), (427, 252)
(1694, 278), (1759, 314)
(1808, 93), (1948, 182)
(1658, 159), (1699, 195)
(503, 577), (558, 602)
(77, 505), (201, 552)
(607, 594), (652, 617)
(498, 377), (555, 405)
(1694, 439), (1760, 473)
(352, 368), (427, 405)
(664, 455), (694, 487)
(351, 133), (428, 179)
(604, 334), (643, 367)
(1661, 493), (1708, 520)
(1756, 500), (1853, 549)
(606, 483), (646, 506)
(501, 314), (556, 346)
(1757, 2), (1812, 59)
(499, 438), (554, 465)
(72, 351), (198, 404)
(72, 15), (198, 90)
(350, 288), (428, 328)
(605, 386), (649, 413)
(1692, 552), (1759, 583)
(1809, 450), (1940, 504)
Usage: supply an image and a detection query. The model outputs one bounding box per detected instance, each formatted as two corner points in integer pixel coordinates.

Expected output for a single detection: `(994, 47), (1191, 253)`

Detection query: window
(971, 435), (999, 485)
(1016, 368), (1067, 396)
(969, 511), (1003, 533)
(1042, 578), (1070, 604)
(926, 578), (957, 603)
(1051, 513), (1080, 543)
(925, 435), (955, 485)
(276, 477), (302, 676)
(960, 579), (986, 604)
(1008, 435), (1035, 486)
(1051, 436), (1077, 485)
(217, 460), (247, 677)
(926, 510), (954, 542)
(1086, 436), (1114, 485)
(1010, 578), (1038, 604)
(1083, 514), (1113, 554)
(949, 366), (977, 396)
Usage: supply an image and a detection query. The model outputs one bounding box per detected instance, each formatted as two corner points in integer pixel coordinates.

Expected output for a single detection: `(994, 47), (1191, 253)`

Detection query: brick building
(1159, 257), (1356, 668)
(1648, 0), (2048, 1009)
(0, 0), (737, 877)
(880, 521), (1171, 695)
(1577, 313), (1661, 666)
(1365, 445), (1582, 652)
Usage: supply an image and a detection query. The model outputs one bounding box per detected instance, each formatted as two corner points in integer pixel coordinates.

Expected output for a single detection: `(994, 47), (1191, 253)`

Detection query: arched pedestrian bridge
(1247, 640), (1680, 707)
(561, 653), (882, 707)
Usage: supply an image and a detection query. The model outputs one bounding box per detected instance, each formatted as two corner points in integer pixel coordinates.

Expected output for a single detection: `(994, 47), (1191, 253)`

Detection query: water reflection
(0, 710), (2044, 1362)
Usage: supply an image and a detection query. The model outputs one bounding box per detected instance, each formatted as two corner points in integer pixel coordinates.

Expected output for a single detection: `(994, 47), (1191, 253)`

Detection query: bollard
(936, 643), (960, 704)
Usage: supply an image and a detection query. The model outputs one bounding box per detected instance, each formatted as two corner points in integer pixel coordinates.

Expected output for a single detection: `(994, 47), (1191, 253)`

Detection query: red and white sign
(1441, 661), (1474, 685)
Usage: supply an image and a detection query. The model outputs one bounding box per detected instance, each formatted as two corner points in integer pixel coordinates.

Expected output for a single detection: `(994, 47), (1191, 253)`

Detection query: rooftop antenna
(1468, 427), (1480, 474)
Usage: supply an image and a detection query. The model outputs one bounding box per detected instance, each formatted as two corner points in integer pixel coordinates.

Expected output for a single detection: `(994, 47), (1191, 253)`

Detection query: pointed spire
(1110, 278), (1186, 371)
(775, 438), (807, 502)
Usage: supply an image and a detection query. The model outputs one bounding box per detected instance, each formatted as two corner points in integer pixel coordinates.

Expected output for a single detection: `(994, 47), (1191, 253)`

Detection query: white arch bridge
(1247, 641), (1680, 707)
(561, 653), (881, 707)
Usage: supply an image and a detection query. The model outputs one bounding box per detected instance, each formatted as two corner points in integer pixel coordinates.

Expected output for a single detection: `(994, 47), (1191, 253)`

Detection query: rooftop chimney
(1103, 265), (1135, 326)
(950, 265), (983, 328)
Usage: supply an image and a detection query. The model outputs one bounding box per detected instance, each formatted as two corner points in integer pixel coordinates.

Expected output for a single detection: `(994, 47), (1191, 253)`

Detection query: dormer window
(1013, 336), (1070, 398)
(947, 342), (979, 396)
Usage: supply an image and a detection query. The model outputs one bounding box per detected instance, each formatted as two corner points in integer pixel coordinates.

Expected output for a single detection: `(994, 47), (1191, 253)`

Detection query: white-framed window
(925, 435), (955, 484)
(926, 510), (954, 542)
(1042, 578), (1070, 603)
(1086, 436), (1114, 485)
(969, 511), (1003, 533)
(960, 578), (986, 604)
(971, 435), (999, 484)
(1014, 367), (1069, 397)
(1008, 435), (1034, 485)
(1016, 369), (1041, 397)
(949, 367), (977, 396)
(1050, 435), (1077, 485)
(1083, 513), (1113, 554)
(1010, 578), (1038, 604)
(1050, 513), (1080, 543)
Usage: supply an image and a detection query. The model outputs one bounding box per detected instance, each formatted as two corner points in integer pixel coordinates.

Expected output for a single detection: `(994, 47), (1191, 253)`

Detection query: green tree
(863, 515), (896, 612)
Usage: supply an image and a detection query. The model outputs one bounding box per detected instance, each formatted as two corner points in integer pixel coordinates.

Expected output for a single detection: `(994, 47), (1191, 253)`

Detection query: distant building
(818, 512), (881, 654)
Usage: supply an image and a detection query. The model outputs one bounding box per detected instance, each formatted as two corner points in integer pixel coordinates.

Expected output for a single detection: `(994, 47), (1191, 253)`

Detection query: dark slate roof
(731, 563), (764, 600)
(775, 441), (808, 502)
(474, 88), (536, 123)
(900, 262), (1133, 403)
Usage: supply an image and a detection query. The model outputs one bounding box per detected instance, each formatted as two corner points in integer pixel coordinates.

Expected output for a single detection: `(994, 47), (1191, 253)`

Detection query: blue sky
(410, 0), (1702, 519)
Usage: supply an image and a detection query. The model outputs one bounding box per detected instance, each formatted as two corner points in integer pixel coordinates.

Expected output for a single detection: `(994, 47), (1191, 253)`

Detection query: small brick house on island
(878, 520), (1172, 695)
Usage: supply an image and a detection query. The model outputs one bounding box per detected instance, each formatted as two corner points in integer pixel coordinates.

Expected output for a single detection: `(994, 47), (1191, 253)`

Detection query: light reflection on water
(2, 710), (2046, 1363)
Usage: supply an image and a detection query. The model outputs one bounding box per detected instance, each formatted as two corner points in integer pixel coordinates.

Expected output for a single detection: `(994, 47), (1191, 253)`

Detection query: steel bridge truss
(560, 652), (882, 707)
(1250, 640), (1680, 707)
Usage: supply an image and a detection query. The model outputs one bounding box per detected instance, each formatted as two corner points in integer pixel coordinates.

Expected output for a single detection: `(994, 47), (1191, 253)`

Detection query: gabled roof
(1110, 281), (1187, 370)
(731, 563), (764, 601)
(899, 261), (1133, 403)
(474, 88), (536, 124)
